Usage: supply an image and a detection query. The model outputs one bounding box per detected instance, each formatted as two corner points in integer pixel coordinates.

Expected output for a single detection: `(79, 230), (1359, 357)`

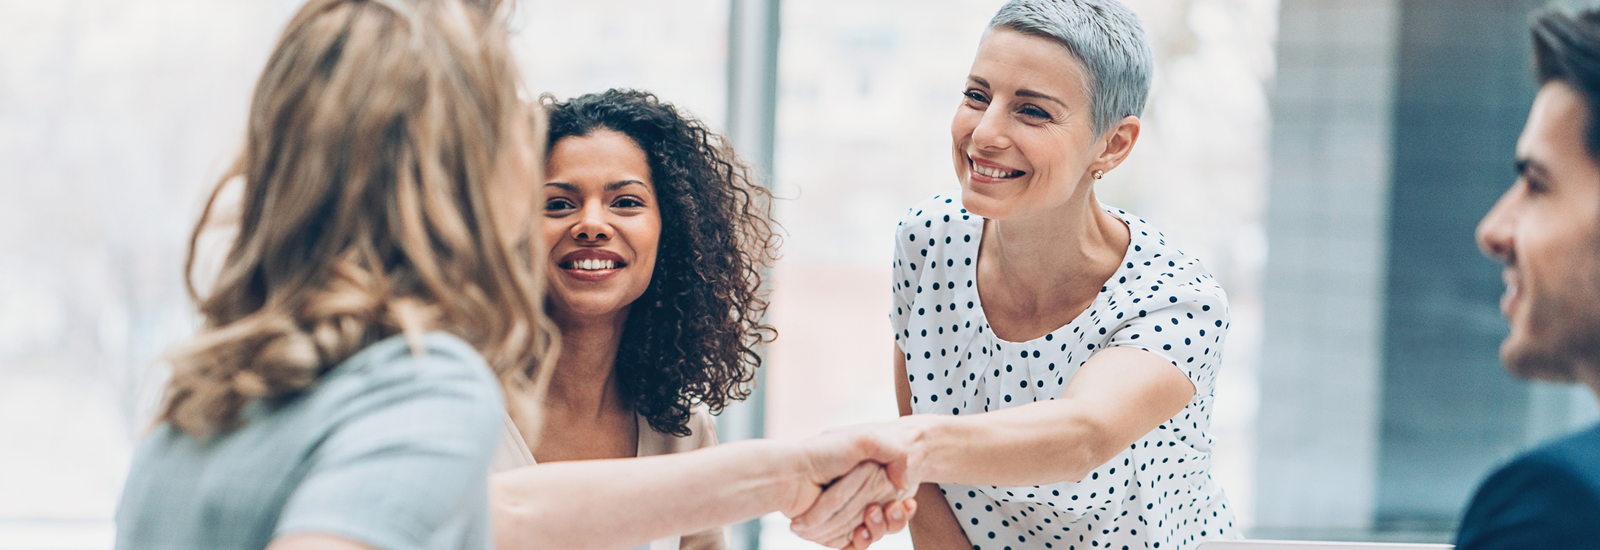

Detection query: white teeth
(971, 160), (1020, 179)
(570, 259), (617, 270)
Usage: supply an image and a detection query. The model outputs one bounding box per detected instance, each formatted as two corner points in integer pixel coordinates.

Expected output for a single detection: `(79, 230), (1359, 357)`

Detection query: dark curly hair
(542, 89), (779, 437)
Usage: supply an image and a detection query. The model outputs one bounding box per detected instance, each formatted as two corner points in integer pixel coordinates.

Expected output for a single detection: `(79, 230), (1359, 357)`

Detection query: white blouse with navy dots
(891, 194), (1236, 550)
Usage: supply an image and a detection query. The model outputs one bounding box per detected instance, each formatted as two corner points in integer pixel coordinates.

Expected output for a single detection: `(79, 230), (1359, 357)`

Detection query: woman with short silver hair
(791, 1), (1238, 548)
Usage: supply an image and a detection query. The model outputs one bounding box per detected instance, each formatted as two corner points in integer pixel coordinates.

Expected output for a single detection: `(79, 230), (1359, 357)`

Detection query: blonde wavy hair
(162, 0), (555, 439)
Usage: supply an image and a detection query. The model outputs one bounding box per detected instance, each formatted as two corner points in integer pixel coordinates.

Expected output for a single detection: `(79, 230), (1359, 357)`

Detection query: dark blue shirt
(1456, 422), (1600, 549)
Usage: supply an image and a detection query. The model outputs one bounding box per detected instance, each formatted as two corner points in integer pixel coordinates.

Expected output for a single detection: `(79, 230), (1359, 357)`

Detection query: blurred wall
(0, 1), (300, 526)
(1257, 0), (1399, 534)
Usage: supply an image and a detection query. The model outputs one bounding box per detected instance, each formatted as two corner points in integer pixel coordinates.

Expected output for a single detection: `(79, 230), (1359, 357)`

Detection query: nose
(1476, 184), (1517, 265)
(971, 101), (1011, 151)
(571, 201), (611, 241)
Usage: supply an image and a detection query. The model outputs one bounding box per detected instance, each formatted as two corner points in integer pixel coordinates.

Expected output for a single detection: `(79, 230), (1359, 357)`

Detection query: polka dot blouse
(891, 194), (1237, 550)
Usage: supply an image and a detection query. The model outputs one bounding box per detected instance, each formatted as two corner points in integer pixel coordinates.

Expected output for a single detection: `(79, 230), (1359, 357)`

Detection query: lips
(557, 249), (628, 282)
(967, 155), (1025, 183)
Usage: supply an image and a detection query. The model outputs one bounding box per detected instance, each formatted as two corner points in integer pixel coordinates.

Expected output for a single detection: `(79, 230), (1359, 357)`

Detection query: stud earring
(1093, 170), (1105, 180)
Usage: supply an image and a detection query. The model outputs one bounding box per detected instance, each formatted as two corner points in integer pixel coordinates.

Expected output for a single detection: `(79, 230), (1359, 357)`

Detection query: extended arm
(492, 433), (903, 550)
(900, 345), (1194, 489)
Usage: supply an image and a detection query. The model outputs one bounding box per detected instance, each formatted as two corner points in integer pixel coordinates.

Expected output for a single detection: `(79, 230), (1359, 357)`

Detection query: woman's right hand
(784, 425), (921, 548)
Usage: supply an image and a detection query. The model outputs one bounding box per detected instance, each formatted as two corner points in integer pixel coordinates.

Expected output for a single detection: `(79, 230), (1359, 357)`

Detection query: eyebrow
(606, 180), (648, 192)
(543, 180), (650, 193)
(1016, 89), (1066, 108)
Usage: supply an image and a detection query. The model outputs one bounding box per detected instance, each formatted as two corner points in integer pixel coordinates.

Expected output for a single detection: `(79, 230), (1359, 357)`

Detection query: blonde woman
(115, 0), (548, 549)
(121, 1), (914, 549)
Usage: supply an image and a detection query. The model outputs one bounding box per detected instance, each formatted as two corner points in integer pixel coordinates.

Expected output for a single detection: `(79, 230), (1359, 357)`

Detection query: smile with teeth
(970, 158), (1024, 179)
(562, 259), (623, 271)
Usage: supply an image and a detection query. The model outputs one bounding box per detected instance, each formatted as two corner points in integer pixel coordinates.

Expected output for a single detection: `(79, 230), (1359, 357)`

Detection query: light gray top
(115, 332), (505, 550)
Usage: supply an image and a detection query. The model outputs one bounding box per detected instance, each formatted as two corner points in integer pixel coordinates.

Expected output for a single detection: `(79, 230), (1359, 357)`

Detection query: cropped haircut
(1532, 4), (1600, 159)
(542, 89), (779, 437)
(986, 0), (1154, 136)
(164, 0), (557, 439)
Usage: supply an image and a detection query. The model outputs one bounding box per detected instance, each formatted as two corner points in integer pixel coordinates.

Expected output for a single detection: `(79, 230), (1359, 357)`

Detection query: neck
(983, 187), (1127, 303)
(545, 306), (631, 420)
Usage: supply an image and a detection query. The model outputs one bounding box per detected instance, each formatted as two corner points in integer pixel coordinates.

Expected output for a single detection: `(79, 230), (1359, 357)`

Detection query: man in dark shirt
(1459, 5), (1600, 548)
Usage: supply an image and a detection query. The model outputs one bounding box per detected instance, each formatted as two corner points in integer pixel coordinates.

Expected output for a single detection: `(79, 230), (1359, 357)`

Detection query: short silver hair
(985, 0), (1154, 136)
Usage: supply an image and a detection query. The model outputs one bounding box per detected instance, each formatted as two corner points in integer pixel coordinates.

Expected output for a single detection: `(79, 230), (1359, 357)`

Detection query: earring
(1093, 170), (1105, 180)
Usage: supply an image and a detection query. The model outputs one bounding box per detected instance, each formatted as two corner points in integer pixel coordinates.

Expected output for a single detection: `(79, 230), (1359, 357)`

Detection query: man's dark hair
(1533, 5), (1600, 156)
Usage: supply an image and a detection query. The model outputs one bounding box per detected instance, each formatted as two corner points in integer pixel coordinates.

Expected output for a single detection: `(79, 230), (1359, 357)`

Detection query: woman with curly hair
(490, 88), (772, 550)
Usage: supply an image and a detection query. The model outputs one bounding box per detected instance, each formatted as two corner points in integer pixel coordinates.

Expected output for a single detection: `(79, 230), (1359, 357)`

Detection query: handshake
(779, 423), (923, 550)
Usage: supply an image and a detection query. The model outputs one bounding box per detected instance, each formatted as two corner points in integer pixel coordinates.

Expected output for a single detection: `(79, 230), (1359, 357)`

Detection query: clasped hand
(782, 425), (920, 550)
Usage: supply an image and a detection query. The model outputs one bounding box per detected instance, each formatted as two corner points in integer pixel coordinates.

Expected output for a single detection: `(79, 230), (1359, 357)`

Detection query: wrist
(896, 414), (941, 484)
(770, 439), (815, 516)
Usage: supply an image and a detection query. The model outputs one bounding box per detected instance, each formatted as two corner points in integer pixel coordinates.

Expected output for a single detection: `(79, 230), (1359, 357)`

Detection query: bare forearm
(897, 347), (1194, 488)
(906, 483), (970, 550)
(903, 401), (1107, 487)
(491, 439), (798, 550)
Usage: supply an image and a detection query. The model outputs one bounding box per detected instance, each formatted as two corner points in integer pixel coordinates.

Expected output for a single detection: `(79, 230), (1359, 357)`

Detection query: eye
(545, 197), (576, 212)
(963, 89), (990, 106)
(1017, 104), (1051, 121)
(1523, 176), (1549, 196)
(613, 196), (647, 209)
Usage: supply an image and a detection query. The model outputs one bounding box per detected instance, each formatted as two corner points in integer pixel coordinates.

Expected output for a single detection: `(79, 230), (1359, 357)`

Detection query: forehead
(1520, 81), (1595, 169)
(970, 28), (1090, 100)
(546, 129), (650, 177)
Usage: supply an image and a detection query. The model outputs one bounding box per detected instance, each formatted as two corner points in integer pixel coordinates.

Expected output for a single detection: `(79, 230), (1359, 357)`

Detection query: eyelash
(963, 89), (1051, 121)
(544, 196), (647, 212)
(1523, 176), (1548, 195)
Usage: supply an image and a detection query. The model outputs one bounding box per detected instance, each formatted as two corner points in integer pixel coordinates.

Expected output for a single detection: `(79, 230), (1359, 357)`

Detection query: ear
(1091, 115), (1142, 174)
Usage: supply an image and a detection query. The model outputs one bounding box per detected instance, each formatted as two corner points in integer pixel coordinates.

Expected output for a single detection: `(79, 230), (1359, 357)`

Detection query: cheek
(951, 109), (979, 142)
(637, 214), (663, 267)
(539, 217), (565, 261)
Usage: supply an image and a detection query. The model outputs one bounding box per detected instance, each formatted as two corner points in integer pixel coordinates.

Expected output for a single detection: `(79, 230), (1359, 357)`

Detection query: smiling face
(1478, 81), (1600, 382)
(542, 129), (661, 322)
(953, 28), (1108, 220)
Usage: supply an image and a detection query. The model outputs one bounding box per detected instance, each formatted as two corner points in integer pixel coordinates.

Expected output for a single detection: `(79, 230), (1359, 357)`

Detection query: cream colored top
(493, 406), (729, 550)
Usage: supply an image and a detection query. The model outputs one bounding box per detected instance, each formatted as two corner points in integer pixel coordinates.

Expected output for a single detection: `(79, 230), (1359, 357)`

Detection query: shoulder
(1537, 423), (1600, 481)
(311, 332), (503, 418)
(1458, 424), (1600, 548)
(1110, 207), (1227, 310)
(1495, 424), (1600, 494)
(330, 332), (495, 386)
(895, 193), (975, 241)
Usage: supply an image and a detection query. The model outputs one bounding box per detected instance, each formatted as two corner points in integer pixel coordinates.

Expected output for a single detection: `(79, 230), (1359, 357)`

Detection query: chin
(1500, 331), (1582, 383)
(960, 185), (1012, 220)
(548, 290), (631, 320)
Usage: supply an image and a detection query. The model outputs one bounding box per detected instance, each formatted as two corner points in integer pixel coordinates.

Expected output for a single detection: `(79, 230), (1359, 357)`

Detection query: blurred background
(1, 0), (1596, 548)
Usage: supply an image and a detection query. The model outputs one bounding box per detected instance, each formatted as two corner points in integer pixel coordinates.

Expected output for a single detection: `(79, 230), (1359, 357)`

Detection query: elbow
(490, 474), (549, 550)
(1058, 418), (1123, 483)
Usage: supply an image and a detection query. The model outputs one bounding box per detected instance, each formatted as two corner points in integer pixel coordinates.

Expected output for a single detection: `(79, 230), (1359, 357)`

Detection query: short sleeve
(890, 207), (921, 354)
(1107, 281), (1229, 398)
(1457, 452), (1600, 549)
(274, 343), (505, 550)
